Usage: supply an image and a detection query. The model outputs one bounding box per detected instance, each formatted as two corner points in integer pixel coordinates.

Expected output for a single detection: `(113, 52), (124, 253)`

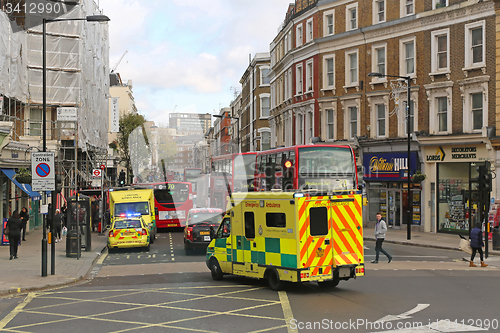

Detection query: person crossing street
(372, 212), (392, 264)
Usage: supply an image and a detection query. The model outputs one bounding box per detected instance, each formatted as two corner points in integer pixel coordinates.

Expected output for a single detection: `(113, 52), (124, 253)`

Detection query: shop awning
(1, 169), (41, 201)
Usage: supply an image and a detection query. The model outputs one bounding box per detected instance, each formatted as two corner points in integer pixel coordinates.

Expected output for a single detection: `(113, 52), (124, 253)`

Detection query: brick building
(269, 0), (496, 234)
(239, 53), (271, 153)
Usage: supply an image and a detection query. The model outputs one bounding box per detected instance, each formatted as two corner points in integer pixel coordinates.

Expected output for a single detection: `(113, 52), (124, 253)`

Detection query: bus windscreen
(154, 183), (190, 204)
(298, 147), (355, 174)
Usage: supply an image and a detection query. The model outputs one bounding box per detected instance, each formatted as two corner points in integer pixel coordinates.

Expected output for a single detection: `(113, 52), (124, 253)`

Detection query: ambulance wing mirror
(358, 185), (363, 191)
(210, 226), (217, 239)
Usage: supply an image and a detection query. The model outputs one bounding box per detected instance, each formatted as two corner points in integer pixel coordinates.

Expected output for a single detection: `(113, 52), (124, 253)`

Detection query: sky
(99, 0), (293, 127)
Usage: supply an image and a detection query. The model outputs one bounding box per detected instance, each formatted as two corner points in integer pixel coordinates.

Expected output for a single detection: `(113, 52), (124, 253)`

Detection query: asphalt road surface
(1, 230), (499, 333)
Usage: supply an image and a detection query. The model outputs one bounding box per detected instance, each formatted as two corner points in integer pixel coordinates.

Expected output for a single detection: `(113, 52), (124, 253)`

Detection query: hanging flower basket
(14, 168), (32, 184)
(412, 170), (426, 183)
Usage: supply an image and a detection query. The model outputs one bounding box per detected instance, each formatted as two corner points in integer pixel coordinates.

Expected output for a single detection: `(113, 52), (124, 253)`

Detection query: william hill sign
(363, 152), (418, 181)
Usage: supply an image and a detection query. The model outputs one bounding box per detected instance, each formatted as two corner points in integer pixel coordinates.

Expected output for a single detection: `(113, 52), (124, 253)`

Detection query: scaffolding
(0, 0), (110, 200)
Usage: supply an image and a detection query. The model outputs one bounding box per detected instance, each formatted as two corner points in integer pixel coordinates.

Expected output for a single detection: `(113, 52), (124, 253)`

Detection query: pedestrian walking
(54, 209), (63, 242)
(470, 223), (488, 267)
(6, 210), (22, 259)
(46, 203), (53, 231)
(61, 204), (67, 228)
(371, 212), (392, 264)
(19, 207), (29, 241)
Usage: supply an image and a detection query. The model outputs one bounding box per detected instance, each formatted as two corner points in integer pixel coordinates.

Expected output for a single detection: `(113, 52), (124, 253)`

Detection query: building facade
(239, 53), (271, 153)
(169, 113), (212, 136)
(268, 0), (496, 234)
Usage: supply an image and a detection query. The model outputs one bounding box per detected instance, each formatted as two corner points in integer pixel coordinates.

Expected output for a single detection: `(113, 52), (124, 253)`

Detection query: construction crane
(111, 50), (128, 73)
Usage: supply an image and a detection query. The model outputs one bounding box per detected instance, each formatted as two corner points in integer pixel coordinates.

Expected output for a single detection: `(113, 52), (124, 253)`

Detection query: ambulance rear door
(297, 195), (334, 280)
(329, 194), (364, 276)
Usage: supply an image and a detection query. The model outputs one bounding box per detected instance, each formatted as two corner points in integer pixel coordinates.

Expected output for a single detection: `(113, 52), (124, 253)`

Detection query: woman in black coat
(470, 223), (488, 267)
(6, 210), (23, 259)
(20, 207), (29, 241)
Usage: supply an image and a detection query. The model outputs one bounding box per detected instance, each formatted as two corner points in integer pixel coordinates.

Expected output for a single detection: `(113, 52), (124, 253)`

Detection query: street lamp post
(214, 113), (239, 153)
(42, 14), (110, 276)
(368, 72), (412, 240)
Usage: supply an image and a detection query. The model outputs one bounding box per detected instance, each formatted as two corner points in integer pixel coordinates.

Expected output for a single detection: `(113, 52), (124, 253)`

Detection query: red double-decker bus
(254, 145), (358, 192)
(133, 182), (193, 228)
(210, 152), (257, 209)
(184, 168), (203, 194)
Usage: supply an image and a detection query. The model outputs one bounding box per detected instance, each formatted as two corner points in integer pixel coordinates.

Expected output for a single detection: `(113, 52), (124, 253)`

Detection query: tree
(117, 113), (148, 183)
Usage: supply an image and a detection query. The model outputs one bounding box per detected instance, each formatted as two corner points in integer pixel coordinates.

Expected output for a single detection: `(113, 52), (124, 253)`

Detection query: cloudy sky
(99, 0), (293, 127)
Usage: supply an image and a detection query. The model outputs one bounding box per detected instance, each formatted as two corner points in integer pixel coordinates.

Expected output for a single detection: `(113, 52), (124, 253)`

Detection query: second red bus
(133, 182), (193, 228)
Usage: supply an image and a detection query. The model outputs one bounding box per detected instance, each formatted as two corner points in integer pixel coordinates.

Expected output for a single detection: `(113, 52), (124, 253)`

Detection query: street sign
(32, 152), (55, 191)
(100, 164), (105, 170)
(57, 107), (78, 121)
(92, 169), (102, 178)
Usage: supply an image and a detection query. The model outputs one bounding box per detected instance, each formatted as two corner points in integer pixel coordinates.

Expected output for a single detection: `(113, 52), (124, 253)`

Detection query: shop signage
(110, 97), (119, 133)
(425, 145), (486, 163)
(363, 152), (418, 181)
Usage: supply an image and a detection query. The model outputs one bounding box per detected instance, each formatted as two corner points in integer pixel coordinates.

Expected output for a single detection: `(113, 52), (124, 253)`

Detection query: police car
(108, 215), (150, 252)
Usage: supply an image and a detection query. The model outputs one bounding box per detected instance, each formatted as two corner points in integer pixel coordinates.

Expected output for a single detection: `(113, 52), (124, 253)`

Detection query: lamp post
(213, 113), (240, 153)
(42, 14), (110, 276)
(368, 72), (412, 240)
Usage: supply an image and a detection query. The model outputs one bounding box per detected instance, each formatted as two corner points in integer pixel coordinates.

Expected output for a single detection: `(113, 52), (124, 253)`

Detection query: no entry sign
(31, 152), (55, 191)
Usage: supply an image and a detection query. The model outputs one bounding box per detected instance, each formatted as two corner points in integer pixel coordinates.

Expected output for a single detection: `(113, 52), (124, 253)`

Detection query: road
(1, 230), (499, 333)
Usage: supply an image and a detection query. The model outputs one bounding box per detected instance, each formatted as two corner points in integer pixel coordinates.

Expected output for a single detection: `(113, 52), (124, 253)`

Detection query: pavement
(0, 227), (108, 297)
(1, 227), (499, 297)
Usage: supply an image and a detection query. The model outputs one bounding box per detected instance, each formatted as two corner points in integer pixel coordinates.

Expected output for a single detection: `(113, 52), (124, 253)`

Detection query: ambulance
(109, 187), (157, 243)
(206, 191), (364, 290)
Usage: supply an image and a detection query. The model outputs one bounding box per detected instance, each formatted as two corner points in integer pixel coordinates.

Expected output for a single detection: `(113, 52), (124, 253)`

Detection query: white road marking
(376, 304), (430, 323)
(372, 319), (487, 332)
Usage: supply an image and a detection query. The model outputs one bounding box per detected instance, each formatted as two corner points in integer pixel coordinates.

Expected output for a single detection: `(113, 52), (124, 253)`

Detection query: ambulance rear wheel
(210, 259), (223, 280)
(266, 269), (283, 291)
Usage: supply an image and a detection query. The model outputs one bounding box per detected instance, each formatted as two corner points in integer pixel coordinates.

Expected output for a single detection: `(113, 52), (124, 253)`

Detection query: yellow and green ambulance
(206, 191), (364, 290)
(109, 188), (157, 243)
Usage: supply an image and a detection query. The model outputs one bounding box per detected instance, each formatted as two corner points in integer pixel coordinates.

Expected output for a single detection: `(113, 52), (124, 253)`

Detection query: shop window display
(437, 163), (479, 232)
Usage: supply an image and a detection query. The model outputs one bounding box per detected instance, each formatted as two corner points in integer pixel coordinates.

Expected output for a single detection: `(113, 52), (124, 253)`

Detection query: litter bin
(66, 229), (79, 258)
(493, 226), (500, 251)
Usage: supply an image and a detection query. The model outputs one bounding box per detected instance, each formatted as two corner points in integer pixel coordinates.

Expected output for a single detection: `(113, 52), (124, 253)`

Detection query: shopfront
(423, 144), (492, 233)
(363, 151), (421, 228)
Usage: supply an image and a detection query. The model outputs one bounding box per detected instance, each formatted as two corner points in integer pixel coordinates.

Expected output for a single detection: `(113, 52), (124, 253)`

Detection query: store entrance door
(387, 190), (401, 227)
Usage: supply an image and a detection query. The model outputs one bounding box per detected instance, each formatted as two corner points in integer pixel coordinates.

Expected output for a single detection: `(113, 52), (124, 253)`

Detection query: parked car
(184, 208), (223, 255)
(108, 217), (150, 252)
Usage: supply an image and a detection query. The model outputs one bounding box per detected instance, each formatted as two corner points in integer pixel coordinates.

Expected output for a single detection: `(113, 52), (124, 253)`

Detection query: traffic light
(475, 166), (485, 191)
(55, 174), (62, 193)
(119, 170), (126, 186)
(476, 165), (492, 192)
